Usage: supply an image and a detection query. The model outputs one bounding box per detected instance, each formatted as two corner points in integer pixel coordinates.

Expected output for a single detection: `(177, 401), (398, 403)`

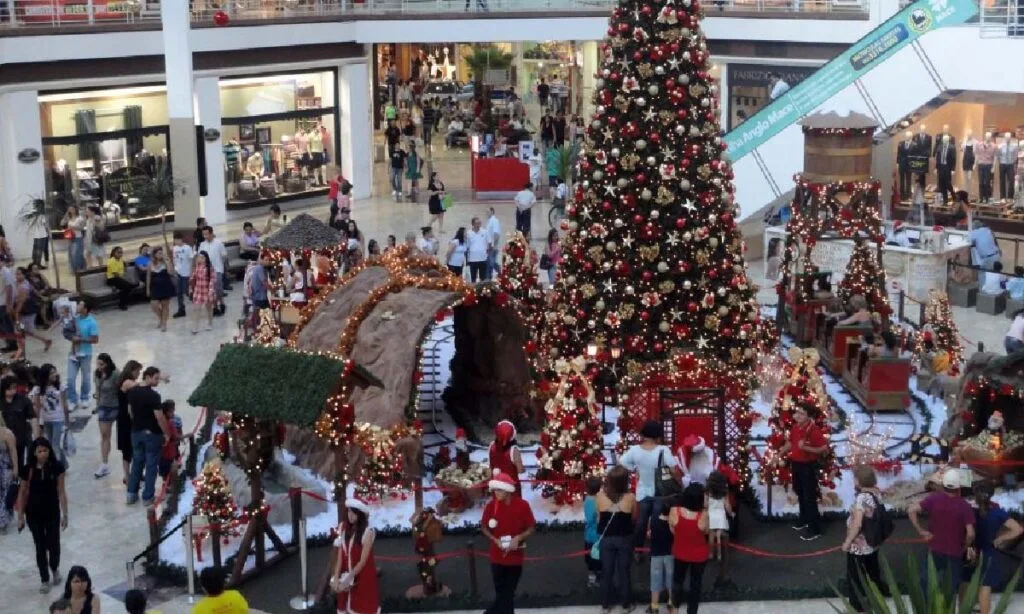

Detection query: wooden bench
(225, 240), (248, 280)
(75, 260), (147, 308)
(813, 318), (872, 376)
(842, 340), (912, 411)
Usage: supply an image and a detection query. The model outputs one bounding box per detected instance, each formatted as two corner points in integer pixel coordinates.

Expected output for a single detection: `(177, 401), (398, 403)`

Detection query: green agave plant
(830, 553), (1021, 613)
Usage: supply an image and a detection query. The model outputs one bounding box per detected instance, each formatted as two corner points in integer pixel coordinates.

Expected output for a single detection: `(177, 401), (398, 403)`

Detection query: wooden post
(253, 473), (266, 568)
(290, 486), (302, 546)
(466, 539), (479, 599)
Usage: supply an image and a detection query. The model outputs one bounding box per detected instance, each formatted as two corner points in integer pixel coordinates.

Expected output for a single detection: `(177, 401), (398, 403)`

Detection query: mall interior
(3, 1), (1024, 613)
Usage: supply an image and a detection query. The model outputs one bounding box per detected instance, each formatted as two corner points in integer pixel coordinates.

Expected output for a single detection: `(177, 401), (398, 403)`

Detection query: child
(59, 304), (78, 358)
(158, 400), (183, 486)
(705, 471), (734, 561)
(649, 499), (674, 613)
(583, 476), (601, 588)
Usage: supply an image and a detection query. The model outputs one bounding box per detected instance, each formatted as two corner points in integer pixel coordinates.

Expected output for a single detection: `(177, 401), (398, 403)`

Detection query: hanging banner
(724, 0), (979, 161)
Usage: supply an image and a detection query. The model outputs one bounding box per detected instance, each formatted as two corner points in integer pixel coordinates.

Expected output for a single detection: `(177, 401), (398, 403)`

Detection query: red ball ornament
(642, 270), (653, 282)
(654, 342), (665, 353)
(641, 4), (652, 14)
(633, 214), (644, 224)
(687, 301), (698, 313)
(635, 173), (646, 184)
(640, 311), (650, 321)
(649, 132), (661, 145)
(675, 218), (686, 229)
(633, 51), (644, 62)
(213, 9), (230, 26)
(670, 42), (680, 53)
(677, 109), (688, 120)
(602, 201), (613, 212)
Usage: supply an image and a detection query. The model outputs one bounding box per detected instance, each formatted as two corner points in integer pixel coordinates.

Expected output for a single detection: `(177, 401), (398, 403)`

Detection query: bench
(225, 240), (248, 279)
(1007, 296), (1024, 319)
(976, 291), (1006, 316)
(75, 260), (147, 308)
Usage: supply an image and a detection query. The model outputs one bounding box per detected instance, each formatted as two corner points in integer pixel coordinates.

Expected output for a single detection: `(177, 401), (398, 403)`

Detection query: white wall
(0, 90), (47, 259)
(338, 62), (373, 201)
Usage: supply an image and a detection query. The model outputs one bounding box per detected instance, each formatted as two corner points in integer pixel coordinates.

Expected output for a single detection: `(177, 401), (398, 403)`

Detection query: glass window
(219, 71), (335, 116)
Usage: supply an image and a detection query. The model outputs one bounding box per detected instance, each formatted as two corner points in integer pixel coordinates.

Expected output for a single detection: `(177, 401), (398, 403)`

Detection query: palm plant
(830, 552), (1021, 613)
(133, 165), (185, 217)
(463, 45), (513, 101)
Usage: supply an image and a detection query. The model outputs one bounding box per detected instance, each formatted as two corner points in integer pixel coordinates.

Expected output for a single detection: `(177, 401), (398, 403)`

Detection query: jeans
(672, 559), (705, 614)
(175, 275), (189, 312)
(68, 237), (85, 272)
(27, 512), (61, 583)
(650, 554), (674, 593)
(66, 353), (92, 407)
(214, 272), (225, 301)
(924, 552), (963, 605)
(1000, 163), (1015, 200)
(847, 551), (881, 612)
(979, 164), (994, 202)
(546, 266), (558, 285)
(32, 237), (49, 266)
(485, 563), (522, 614)
(389, 167), (403, 194)
(792, 460), (821, 535)
(127, 430), (164, 502)
(1006, 336), (1024, 354)
(42, 421), (65, 466)
(486, 250), (499, 280)
(469, 261), (487, 283)
(599, 534), (633, 608)
(633, 496), (656, 549)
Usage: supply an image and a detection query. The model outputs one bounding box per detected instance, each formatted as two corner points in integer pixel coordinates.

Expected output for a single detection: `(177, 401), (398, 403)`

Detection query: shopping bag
(442, 193), (454, 211)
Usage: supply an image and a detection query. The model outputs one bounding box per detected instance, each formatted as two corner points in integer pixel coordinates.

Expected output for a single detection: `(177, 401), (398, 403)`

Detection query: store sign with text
(724, 0), (979, 161)
(18, 0), (135, 22)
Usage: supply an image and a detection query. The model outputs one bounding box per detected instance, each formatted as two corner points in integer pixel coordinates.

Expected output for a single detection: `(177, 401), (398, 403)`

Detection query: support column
(0, 90), (46, 259)
(716, 60), (729, 131)
(338, 62), (373, 201)
(195, 77), (226, 226)
(161, 0), (201, 232)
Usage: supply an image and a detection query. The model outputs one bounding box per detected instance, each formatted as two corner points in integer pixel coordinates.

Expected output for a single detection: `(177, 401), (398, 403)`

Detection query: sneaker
(142, 498), (155, 507)
(51, 570), (61, 585)
(39, 582), (50, 594)
(172, 310), (186, 319)
(587, 573), (598, 588)
(800, 532), (822, 542)
(126, 496), (139, 505)
(791, 524), (809, 531)
(94, 464), (110, 478)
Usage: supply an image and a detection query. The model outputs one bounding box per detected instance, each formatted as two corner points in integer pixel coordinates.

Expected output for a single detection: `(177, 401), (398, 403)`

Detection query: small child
(649, 499), (675, 613)
(158, 400), (183, 486)
(583, 476), (602, 588)
(705, 471), (734, 561)
(59, 305), (78, 359)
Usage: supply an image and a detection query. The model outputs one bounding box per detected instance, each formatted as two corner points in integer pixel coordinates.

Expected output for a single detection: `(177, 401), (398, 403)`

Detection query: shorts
(158, 457), (176, 479)
(964, 555), (1003, 587)
(300, 152), (312, 168)
(650, 555), (674, 593)
(87, 241), (106, 260)
(310, 152), (324, 167)
(97, 405), (119, 423)
(18, 314), (36, 333)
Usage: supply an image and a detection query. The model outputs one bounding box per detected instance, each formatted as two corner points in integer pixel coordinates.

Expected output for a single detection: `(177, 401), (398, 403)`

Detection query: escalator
(726, 0), (982, 221)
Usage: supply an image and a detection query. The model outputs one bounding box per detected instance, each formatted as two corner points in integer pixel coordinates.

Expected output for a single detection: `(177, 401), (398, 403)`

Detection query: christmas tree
(837, 238), (889, 318)
(917, 289), (963, 375)
(546, 0), (760, 376)
(760, 348), (838, 489)
(535, 358), (605, 505)
(191, 460), (242, 538)
(497, 231), (545, 343)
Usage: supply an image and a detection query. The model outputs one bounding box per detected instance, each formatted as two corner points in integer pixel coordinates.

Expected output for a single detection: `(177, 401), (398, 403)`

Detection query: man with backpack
(841, 465), (893, 612)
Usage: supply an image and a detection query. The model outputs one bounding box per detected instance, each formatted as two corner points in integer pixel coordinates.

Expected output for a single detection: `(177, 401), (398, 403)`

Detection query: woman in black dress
(428, 172), (446, 233)
(116, 361), (142, 485)
(146, 246), (177, 332)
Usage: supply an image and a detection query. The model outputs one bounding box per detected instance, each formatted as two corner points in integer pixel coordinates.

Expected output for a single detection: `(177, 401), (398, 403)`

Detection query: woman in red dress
(333, 497), (380, 614)
(488, 420), (525, 495)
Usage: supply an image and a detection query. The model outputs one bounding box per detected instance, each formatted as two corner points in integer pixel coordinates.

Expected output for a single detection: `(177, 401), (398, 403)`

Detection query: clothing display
(935, 138), (955, 205)
(896, 137), (914, 201)
(962, 140), (976, 172)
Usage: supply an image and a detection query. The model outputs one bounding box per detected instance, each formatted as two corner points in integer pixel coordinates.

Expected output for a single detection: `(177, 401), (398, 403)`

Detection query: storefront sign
(725, 0), (979, 161)
(204, 128), (221, 142)
(17, 0), (136, 22)
(17, 148), (40, 163)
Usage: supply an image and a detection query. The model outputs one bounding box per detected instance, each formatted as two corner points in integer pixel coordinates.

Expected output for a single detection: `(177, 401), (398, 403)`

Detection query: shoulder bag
(654, 448), (682, 498)
(590, 509), (616, 560)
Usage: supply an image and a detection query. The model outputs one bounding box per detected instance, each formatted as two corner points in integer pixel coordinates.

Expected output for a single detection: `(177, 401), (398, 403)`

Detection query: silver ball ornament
(636, 139), (648, 150)
(675, 124), (686, 135)
(641, 188), (653, 200)
(611, 147), (621, 157)
(648, 85), (660, 96)
(657, 261), (669, 273)
(659, 321), (671, 333)
(646, 156), (657, 166)
(680, 179), (691, 191)
(617, 178), (629, 188)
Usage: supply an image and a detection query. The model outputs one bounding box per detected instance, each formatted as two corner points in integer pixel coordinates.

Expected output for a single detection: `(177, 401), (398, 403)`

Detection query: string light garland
(837, 237), (891, 319)
(915, 289), (964, 375)
(191, 460), (243, 546)
(801, 127), (874, 137)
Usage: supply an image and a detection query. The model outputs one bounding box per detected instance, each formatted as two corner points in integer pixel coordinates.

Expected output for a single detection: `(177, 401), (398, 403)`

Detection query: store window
(725, 63), (817, 131)
(219, 71), (339, 208)
(39, 85), (172, 229)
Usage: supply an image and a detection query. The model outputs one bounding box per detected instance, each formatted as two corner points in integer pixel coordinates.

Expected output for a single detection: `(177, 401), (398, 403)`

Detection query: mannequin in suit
(932, 124), (956, 158)
(935, 134), (955, 205)
(896, 130), (914, 201)
(912, 124), (932, 187)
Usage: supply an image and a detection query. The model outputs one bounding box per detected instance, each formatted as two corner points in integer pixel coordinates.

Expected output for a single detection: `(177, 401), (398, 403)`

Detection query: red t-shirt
(328, 179), (341, 200)
(788, 421), (826, 463)
(920, 492), (975, 557)
(481, 496), (535, 566)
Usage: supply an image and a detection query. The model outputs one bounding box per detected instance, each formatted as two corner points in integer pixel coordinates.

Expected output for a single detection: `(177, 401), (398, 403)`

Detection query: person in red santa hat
(675, 434), (717, 487)
(489, 420), (525, 495)
(481, 471), (536, 614)
(332, 490), (380, 614)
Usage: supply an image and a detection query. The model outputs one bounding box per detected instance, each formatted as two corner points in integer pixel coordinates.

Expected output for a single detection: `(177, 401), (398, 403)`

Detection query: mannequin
(246, 150), (264, 179)
(896, 130), (914, 201)
(932, 123), (956, 157)
(224, 138), (242, 199)
(912, 124), (932, 187)
(295, 129), (311, 179)
(962, 129), (976, 199)
(977, 131), (996, 203)
(308, 124), (325, 186)
(935, 134), (955, 205)
(441, 46), (456, 81)
(997, 131), (1018, 202)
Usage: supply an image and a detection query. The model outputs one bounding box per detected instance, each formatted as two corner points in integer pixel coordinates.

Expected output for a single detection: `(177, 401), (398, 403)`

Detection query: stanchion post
(146, 508), (159, 565)
(467, 539), (479, 599)
(125, 560), (136, 590)
(897, 290), (905, 322)
(184, 514), (197, 605)
(290, 487), (302, 546)
(766, 475), (773, 518)
(289, 518), (314, 610)
(211, 525), (223, 569)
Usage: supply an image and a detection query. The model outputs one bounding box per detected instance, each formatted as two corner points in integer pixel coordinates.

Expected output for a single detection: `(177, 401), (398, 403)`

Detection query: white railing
(978, 0), (1024, 36)
(0, 0), (868, 30)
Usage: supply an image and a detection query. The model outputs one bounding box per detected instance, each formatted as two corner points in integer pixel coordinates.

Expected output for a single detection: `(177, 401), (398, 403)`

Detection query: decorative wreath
(909, 434), (950, 465)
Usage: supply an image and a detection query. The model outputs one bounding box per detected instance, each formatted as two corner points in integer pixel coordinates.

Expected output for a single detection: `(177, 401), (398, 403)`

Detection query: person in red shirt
(488, 420), (524, 495)
(480, 472), (535, 614)
(777, 405), (828, 540)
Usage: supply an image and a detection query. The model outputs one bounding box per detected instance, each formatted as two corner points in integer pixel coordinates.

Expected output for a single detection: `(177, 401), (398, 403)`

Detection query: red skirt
(336, 534), (380, 614)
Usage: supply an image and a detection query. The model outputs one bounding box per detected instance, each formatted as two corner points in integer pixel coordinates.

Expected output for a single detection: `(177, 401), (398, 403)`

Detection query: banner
(17, 0), (136, 22)
(724, 0), (979, 161)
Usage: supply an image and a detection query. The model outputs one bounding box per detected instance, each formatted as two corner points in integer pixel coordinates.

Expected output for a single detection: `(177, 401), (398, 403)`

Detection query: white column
(161, 0), (201, 232)
(338, 62), (373, 200)
(0, 90), (46, 259)
(716, 60), (729, 131)
(195, 77), (226, 226)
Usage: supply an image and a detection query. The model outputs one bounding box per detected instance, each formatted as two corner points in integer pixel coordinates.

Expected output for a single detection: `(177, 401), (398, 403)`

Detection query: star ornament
(681, 200), (697, 214)
(696, 336), (709, 349)
(668, 57), (681, 71)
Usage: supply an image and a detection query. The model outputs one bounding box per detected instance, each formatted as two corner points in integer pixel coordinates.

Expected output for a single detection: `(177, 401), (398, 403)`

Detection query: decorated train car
(842, 338), (912, 411)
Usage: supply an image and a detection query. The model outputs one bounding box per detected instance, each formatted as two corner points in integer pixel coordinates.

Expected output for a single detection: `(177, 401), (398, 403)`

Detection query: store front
(219, 70), (340, 209)
(725, 63), (816, 131)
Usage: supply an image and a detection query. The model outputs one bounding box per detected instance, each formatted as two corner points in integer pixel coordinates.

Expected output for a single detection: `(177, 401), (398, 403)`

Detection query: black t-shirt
(538, 83), (550, 99)
(553, 118), (567, 143)
(1, 394), (35, 456)
(127, 385), (162, 433)
(390, 150), (407, 170)
(650, 511), (674, 557)
(384, 126), (400, 146)
(19, 462), (64, 516)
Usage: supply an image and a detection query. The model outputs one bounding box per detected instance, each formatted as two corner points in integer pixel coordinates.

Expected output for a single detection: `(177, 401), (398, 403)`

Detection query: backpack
(861, 492), (894, 547)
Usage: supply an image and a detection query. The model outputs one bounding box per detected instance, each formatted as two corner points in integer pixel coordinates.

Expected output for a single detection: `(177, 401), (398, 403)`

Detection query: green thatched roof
(188, 344), (349, 426)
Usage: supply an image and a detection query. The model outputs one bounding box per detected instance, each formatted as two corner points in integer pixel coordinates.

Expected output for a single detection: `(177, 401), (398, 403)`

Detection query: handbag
(62, 429), (77, 458)
(654, 449), (682, 498)
(92, 226), (111, 245)
(539, 254), (553, 270)
(590, 509), (616, 560)
(441, 193), (454, 210)
(62, 229), (75, 241)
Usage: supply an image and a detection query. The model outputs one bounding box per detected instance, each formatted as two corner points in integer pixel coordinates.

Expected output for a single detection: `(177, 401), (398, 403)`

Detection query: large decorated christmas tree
(761, 348), (838, 489)
(837, 238), (889, 318)
(545, 0), (760, 376)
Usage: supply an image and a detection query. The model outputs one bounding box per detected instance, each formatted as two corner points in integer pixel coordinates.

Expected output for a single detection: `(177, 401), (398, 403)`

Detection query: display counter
(893, 200), (1024, 235)
(471, 155), (529, 200)
(764, 224), (971, 303)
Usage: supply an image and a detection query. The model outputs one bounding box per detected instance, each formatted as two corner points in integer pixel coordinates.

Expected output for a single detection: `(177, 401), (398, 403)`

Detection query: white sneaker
(76, 402), (89, 412)
(94, 464), (110, 478)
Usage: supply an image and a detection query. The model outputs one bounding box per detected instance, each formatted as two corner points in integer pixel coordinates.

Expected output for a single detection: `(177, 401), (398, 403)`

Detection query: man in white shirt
(417, 226), (439, 258)
(527, 151), (543, 197)
(171, 234), (195, 318)
(514, 182), (537, 238)
(981, 261), (1006, 295)
(485, 207), (502, 280)
(446, 118), (466, 150)
(199, 226), (229, 316)
(30, 211), (50, 269)
(769, 72), (790, 100)
(466, 217), (491, 283)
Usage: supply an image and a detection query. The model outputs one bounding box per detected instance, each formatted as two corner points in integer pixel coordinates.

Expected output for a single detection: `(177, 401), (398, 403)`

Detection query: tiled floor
(2, 191), (1019, 613)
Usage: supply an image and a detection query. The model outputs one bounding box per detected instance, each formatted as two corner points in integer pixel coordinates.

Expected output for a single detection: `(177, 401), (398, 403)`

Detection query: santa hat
(455, 428), (466, 440)
(893, 220), (904, 231)
(488, 471), (517, 493)
(684, 434), (706, 453)
(346, 496), (371, 515)
(495, 420), (517, 445)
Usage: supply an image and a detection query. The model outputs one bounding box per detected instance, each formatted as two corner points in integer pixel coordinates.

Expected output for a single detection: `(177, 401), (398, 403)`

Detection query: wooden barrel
(803, 132), (874, 184)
